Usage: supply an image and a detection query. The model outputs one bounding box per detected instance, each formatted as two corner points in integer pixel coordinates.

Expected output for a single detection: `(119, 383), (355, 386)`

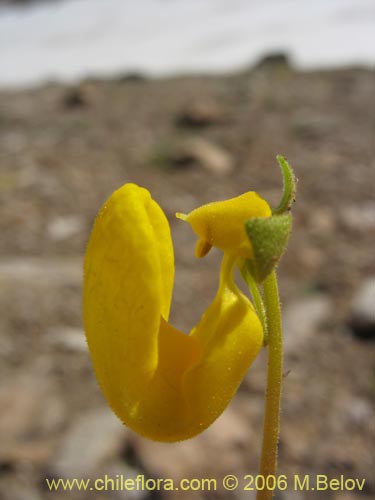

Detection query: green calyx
(244, 155), (296, 283)
(245, 214), (292, 283)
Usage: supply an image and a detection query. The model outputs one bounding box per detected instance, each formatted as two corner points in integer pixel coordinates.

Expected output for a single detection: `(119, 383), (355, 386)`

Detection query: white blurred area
(0, 0), (374, 88)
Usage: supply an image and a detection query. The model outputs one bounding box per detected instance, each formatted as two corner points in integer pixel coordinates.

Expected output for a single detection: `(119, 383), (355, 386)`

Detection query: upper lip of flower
(176, 191), (272, 259)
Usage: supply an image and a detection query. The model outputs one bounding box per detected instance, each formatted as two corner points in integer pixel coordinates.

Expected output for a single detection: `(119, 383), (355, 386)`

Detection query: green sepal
(273, 155), (296, 215)
(245, 214), (292, 283)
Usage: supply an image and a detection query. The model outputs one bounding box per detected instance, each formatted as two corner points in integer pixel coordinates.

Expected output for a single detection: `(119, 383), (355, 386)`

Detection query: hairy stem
(256, 270), (283, 500)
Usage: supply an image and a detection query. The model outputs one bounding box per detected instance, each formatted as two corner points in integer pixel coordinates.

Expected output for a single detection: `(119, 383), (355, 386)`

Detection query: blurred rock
(132, 405), (252, 481)
(176, 101), (227, 128)
(309, 207), (336, 235)
(62, 87), (88, 109)
(106, 461), (148, 500)
(0, 257), (82, 286)
(47, 326), (86, 352)
(333, 494), (363, 500)
(187, 138), (234, 174)
(341, 202), (375, 231)
(278, 492), (304, 500)
(1, 440), (54, 469)
(348, 278), (375, 340)
(47, 215), (84, 241)
(117, 72), (147, 83)
(341, 396), (373, 427)
(292, 112), (337, 139)
(132, 434), (200, 481)
(0, 484), (41, 500)
(254, 52), (291, 70)
(0, 368), (65, 467)
(51, 407), (127, 478)
(168, 138), (234, 174)
(0, 370), (65, 441)
(283, 295), (331, 356)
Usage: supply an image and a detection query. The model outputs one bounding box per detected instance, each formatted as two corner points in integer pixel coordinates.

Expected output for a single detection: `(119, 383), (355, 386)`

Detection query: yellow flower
(177, 191), (272, 258)
(83, 183), (268, 442)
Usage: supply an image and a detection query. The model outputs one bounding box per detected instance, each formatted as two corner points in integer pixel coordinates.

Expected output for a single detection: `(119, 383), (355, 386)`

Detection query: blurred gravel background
(0, 59), (374, 499)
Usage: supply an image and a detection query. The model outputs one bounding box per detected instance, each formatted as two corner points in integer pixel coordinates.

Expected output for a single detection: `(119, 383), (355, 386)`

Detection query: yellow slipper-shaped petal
(83, 184), (263, 441)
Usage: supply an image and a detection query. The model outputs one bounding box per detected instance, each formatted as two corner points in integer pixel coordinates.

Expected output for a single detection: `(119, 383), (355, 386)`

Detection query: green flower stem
(256, 270), (283, 500)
